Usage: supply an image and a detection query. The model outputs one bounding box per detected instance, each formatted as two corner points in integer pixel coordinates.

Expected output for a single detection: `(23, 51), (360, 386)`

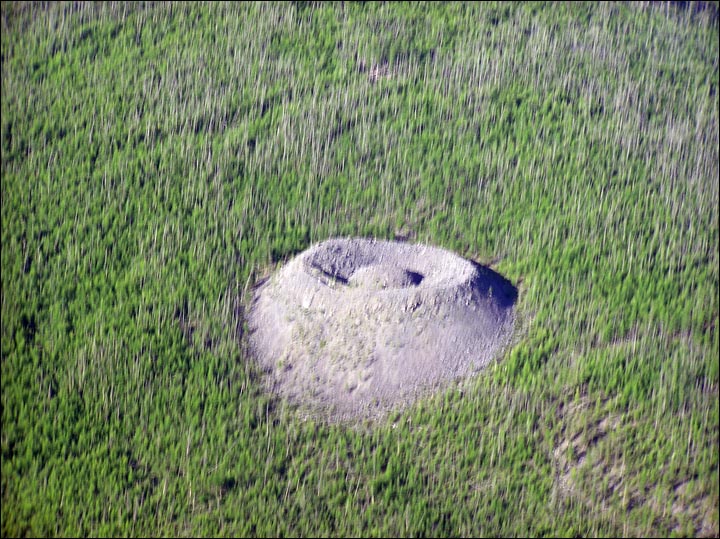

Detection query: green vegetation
(2, 1), (718, 536)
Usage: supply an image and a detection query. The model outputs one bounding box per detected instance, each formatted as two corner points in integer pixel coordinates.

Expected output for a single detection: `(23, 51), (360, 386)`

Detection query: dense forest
(1, 2), (718, 536)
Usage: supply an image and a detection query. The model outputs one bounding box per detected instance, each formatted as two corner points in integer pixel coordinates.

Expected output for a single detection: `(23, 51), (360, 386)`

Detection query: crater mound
(247, 238), (517, 421)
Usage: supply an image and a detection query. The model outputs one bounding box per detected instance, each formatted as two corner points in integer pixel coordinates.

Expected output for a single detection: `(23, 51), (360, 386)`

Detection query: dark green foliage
(2, 1), (718, 536)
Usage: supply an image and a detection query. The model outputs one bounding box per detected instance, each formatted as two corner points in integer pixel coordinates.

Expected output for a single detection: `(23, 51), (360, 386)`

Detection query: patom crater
(247, 238), (517, 421)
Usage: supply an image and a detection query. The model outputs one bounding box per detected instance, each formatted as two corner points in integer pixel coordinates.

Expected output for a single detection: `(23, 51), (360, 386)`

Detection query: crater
(248, 238), (517, 421)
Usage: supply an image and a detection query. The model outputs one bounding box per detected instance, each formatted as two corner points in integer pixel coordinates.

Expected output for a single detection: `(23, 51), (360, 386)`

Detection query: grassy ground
(2, 2), (718, 536)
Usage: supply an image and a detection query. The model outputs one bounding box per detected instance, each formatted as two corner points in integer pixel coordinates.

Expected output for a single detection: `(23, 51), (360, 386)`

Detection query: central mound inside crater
(247, 238), (517, 421)
(348, 265), (424, 289)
